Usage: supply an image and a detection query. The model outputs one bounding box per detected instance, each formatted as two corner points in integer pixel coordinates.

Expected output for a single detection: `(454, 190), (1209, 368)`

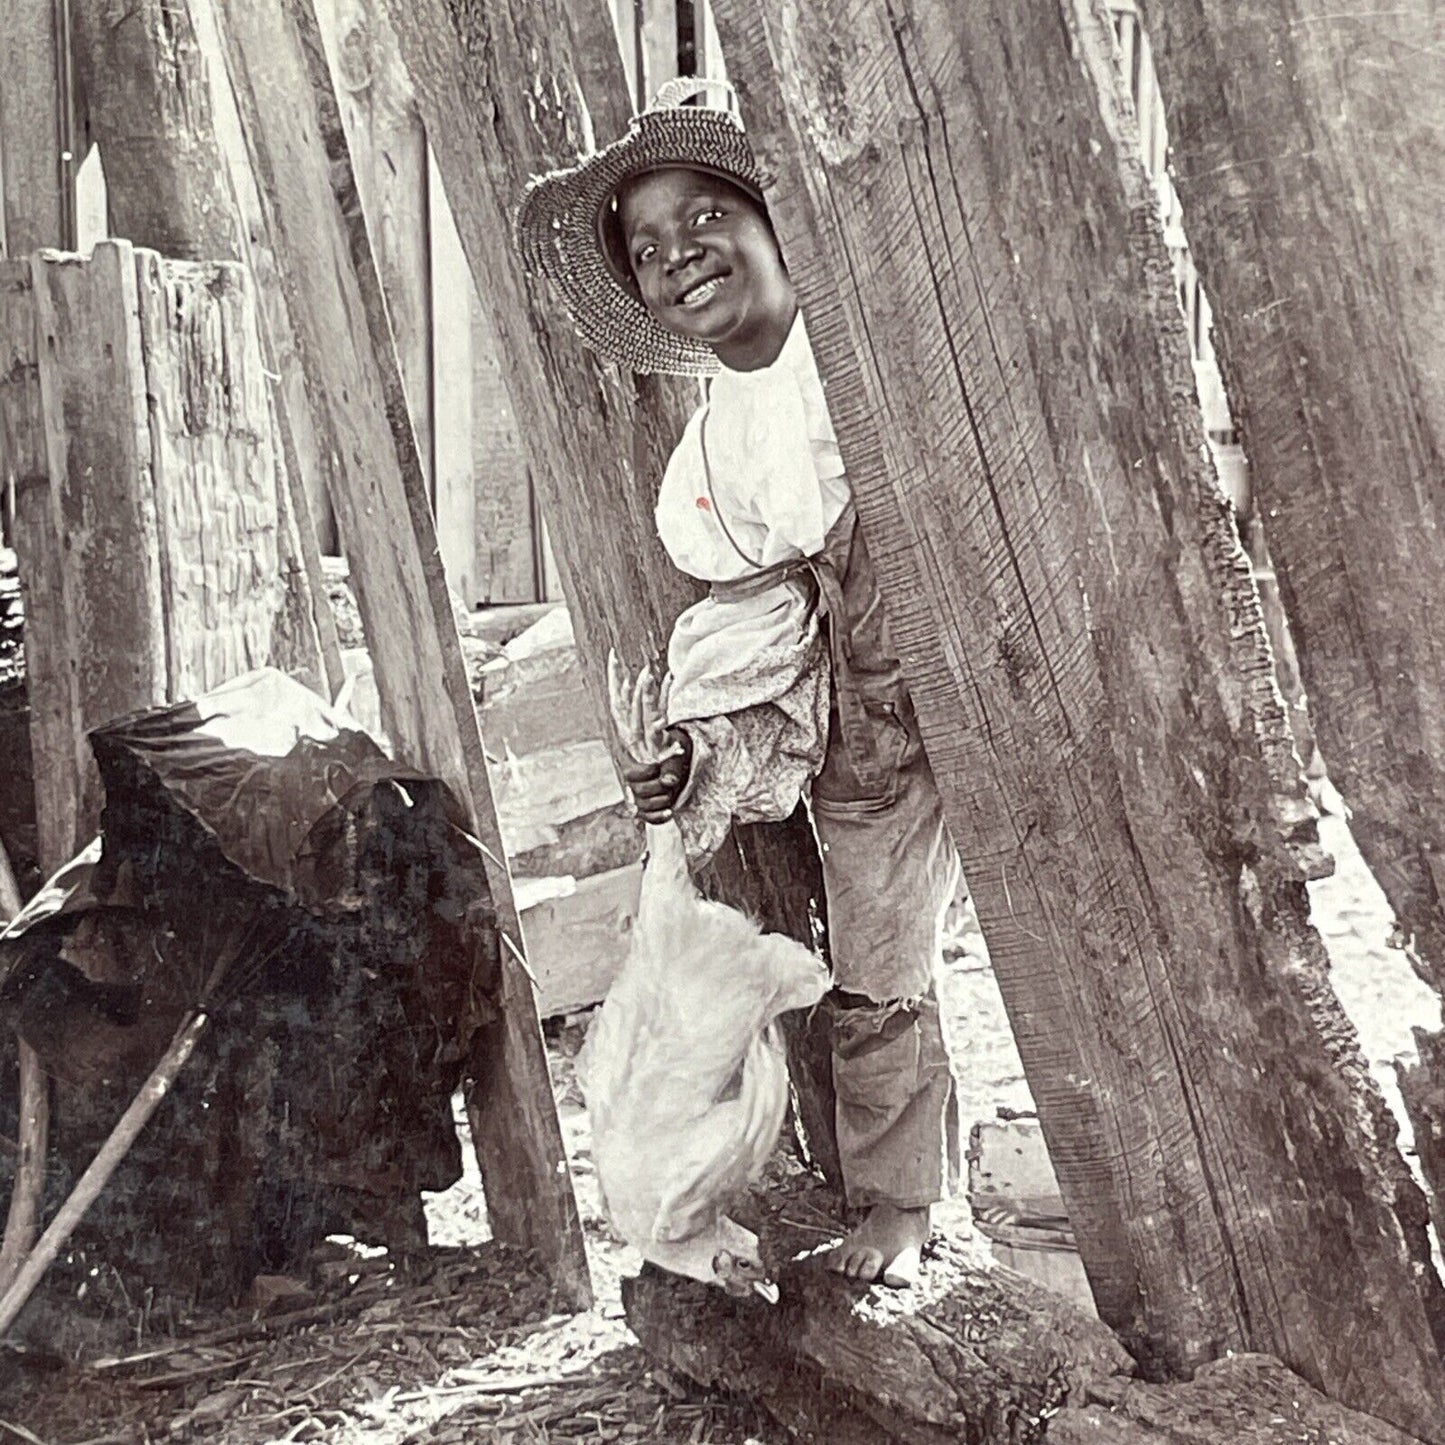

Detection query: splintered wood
(1139, 0), (1445, 1232)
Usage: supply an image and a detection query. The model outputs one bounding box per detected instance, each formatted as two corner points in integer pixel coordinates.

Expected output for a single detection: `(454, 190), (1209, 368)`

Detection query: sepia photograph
(0, 0), (1442, 1439)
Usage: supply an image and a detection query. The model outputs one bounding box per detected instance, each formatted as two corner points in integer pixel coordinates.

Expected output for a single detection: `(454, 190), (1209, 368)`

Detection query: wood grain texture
(133, 252), (291, 697)
(625, 1209), (1136, 1445)
(1053, 1354), (1427, 1445)
(313, 0), (435, 500)
(185, 0), (343, 563)
(72, 0), (339, 695)
(428, 150), (485, 603)
(1137, 0), (1445, 1220)
(0, 0), (68, 256)
(69, 0), (242, 262)
(32, 242), (165, 847)
(704, 0), (1445, 1428)
(2, 260), (78, 876)
(2, 3), (72, 878)
(521, 862), (642, 1018)
(383, 0), (839, 1183)
(199, 0), (589, 1307)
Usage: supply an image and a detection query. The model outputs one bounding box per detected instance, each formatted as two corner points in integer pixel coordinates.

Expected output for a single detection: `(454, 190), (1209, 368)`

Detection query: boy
(518, 84), (959, 1287)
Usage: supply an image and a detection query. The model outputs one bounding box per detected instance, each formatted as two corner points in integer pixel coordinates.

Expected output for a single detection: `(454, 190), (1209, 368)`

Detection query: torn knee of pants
(825, 987), (930, 1052)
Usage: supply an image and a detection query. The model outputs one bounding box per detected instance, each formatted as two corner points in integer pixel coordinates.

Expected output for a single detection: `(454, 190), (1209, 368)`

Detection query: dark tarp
(0, 668), (501, 1298)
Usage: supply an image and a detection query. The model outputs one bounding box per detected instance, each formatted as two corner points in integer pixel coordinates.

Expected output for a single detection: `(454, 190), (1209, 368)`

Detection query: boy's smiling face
(616, 167), (797, 371)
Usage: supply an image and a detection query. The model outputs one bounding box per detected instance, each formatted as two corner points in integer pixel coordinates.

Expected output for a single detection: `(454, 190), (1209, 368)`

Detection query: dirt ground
(1, 803), (1438, 1444)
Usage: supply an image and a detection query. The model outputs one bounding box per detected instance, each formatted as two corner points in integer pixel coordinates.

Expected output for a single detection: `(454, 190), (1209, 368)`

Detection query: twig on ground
(390, 1371), (577, 1405)
(0, 1419), (49, 1445)
(300, 1348), (369, 1401)
(90, 1292), (400, 1371)
(134, 1347), (263, 1391)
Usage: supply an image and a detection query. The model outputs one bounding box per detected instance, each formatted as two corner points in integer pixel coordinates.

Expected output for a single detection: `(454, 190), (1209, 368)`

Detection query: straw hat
(515, 79), (768, 377)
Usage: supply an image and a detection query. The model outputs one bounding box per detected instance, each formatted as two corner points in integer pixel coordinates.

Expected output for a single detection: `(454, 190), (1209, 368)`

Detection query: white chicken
(577, 657), (829, 1301)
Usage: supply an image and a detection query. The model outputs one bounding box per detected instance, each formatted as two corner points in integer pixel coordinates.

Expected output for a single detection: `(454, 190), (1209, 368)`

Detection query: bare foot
(824, 1203), (930, 1287)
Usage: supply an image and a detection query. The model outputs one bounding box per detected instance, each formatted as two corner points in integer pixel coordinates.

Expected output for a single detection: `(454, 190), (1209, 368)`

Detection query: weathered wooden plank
(519, 862), (643, 1018)
(0, 261), (46, 511)
(626, 1196), (1137, 1445)
(183, 0), (343, 565)
(607, 0), (641, 109)
(428, 150), (481, 604)
(31, 242), (165, 847)
(386, 0), (840, 1186)
(313, 0), (434, 496)
(197, 0), (589, 1307)
(0, 260), (75, 876)
(1051, 1354), (1426, 1445)
(703, 0), (1445, 1431)
(69, 0), (242, 261)
(478, 634), (609, 757)
(133, 251), (294, 697)
(0, 0), (71, 256)
(468, 294), (538, 605)
(24, 242), (324, 828)
(492, 741), (624, 854)
(71, 0), (340, 696)
(633, 1244), (1424, 1444)
(639, 0), (679, 103)
(1137, 0), (1445, 1221)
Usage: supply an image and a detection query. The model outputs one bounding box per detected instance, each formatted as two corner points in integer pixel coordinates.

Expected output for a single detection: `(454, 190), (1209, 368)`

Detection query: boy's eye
(634, 242), (657, 265)
(692, 207), (724, 226)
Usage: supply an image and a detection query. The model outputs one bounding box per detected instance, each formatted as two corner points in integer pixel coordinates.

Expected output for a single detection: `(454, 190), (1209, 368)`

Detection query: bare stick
(0, 835), (46, 1299)
(0, 1009), (210, 1337)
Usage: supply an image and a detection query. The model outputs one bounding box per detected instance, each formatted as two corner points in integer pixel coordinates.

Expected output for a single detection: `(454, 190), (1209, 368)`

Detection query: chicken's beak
(753, 1278), (780, 1305)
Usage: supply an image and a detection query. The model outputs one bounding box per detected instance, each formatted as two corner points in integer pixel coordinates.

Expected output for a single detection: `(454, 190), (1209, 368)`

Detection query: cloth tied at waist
(708, 542), (885, 795)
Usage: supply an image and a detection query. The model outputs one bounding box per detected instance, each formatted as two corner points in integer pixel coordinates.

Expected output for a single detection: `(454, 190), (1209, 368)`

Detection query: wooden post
(22, 242), (333, 828)
(0, 0), (73, 1298)
(382, 0), (841, 1185)
(312, 0), (434, 502)
(32, 243), (165, 845)
(194, 0), (591, 1307)
(0, 261), (75, 875)
(428, 152), (481, 604)
(1136, 0), (1445, 1214)
(70, 0), (342, 697)
(699, 0), (1445, 1431)
(0, 0), (74, 257)
(68, 0), (241, 261)
(135, 251), (320, 698)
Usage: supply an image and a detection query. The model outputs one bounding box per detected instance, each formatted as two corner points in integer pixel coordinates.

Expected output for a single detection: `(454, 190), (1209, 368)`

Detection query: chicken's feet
(824, 1202), (929, 1288)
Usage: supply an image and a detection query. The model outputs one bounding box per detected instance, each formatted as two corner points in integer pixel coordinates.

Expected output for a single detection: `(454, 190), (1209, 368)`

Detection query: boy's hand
(623, 728), (693, 823)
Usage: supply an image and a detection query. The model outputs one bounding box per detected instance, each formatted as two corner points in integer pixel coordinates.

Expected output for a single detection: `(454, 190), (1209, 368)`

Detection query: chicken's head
(712, 1246), (780, 1304)
(642, 1215), (779, 1303)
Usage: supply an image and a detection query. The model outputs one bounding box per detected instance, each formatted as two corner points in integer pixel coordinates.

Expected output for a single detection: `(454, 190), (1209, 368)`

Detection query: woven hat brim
(516, 108), (767, 378)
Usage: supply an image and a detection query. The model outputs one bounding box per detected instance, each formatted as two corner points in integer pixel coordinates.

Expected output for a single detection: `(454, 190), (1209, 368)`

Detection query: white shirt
(657, 315), (846, 734)
(655, 314), (850, 581)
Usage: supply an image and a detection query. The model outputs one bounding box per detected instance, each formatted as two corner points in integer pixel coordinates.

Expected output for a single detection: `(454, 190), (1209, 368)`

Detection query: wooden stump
(624, 1189), (1426, 1444)
(624, 1210), (1133, 1444)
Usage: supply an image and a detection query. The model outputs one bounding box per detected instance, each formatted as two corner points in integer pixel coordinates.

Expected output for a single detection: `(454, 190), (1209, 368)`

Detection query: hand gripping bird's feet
(825, 1203), (929, 1288)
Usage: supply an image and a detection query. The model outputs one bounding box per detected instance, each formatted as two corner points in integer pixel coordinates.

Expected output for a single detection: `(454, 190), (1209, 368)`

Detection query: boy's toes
(824, 1244), (883, 1281)
(848, 1247), (885, 1281)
